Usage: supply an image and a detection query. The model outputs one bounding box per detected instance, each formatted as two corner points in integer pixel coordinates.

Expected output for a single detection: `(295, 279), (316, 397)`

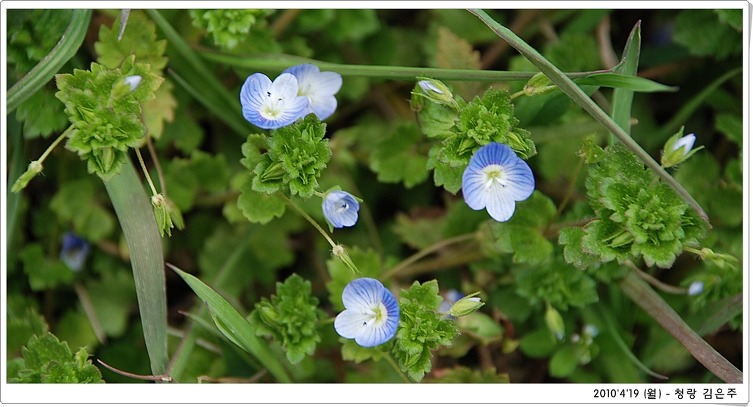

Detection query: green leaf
(715, 112), (742, 146)
(715, 9), (743, 31)
(515, 257), (599, 310)
(7, 296), (48, 357)
(190, 9), (273, 52)
(104, 157), (167, 377)
(369, 122), (428, 188)
(20, 244), (75, 291)
(341, 339), (387, 363)
(170, 264), (292, 383)
(237, 186), (286, 224)
(543, 31), (600, 72)
(392, 280), (458, 382)
(85, 269), (136, 337)
(519, 327), (558, 358)
(432, 26), (482, 99)
(549, 346), (580, 378)
(8, 10), (91, 113)
(673, 10), (742, 59)
(15, 86), (69, 139)
(11, 333), (103, 383)
(95, 10), (168, 71)
(490, 191), (556, 264)
(455, 312), (503, 346)
(50, 178), (115, 241)
(578, 74), (676, 93)
(393, 212), (447, 250)
(248, 274), (323, 365)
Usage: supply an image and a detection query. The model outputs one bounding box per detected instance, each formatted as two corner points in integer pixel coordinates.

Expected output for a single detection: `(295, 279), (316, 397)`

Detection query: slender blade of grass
(169, 264), (292, 383)
(610, 21), (643, 144)
(7, 9), (92, 113)
(103, 157), (168, 378)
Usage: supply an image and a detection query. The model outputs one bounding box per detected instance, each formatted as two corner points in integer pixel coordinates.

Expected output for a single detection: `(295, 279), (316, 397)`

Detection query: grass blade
(610, 20), (642, 143)
(7, 9), (92, 113)
(168, 263), (292, 383)
(578, 73), (676, 93)
(104, 157), (168, 378)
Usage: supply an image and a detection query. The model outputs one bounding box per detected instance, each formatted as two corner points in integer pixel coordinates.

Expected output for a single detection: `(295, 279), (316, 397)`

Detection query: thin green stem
(73, 282), (107, 344)
(382, 233), (476, 281)
(282, 195), (338, 249)
(199, 50), (610, 82)
(38, 126), (73, 163)
(145, 135), (167, 194)
(626, 261), (687, 295)
(383, 352), (411, 383)
(468, 9), (710, 226)
(134, 148), (159, 197)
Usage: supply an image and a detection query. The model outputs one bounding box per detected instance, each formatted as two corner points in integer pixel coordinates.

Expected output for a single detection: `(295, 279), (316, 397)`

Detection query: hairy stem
(382, 233), (476, 280)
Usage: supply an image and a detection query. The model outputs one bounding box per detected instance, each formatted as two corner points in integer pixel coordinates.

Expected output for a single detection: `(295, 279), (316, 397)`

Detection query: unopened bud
(661, 127), (702, 168)
(545, 303), (565, 341)
(411, 77), (459, 110)
(124, 75), (142, 92)
(448, 292), (484, 317)
(524, 72), (557, 96)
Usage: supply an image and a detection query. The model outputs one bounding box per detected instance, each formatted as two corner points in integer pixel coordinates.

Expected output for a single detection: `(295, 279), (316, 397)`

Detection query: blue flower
(283, 64), (342, 121)
(462, 142), (535, 222)
(322, 190), (360, 228)
(60, 232), (90, 272)
(240, 72), (309, 129)
(334, 278), (400, 347)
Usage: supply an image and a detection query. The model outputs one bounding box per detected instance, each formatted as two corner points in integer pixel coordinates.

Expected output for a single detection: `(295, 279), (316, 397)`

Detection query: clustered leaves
(190, 9), (273, 51)
(392, 280), (458, 382)
(10, 333), (103, 383)
(241, 114), (332, 201)
(561, 143), (707, 272)
(55, 56), (162, 180)
(248, 274), (324, 364)
(421, 86), (536, 193)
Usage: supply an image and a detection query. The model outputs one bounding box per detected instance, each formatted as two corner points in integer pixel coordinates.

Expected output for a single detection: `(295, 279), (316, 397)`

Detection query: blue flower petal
(283, 64), (342, 120)
(322, 190), (360, 228)
(335, 277), (399, 348)
(461, 142), (535, 222)
(240, 72), (309, 129)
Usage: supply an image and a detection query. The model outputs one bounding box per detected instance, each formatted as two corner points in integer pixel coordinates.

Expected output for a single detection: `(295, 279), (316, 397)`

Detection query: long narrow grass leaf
(619, 272), (743, 383)
(169, 264), (292, 383)
(610, 21), (643, 144)
(468, 9), (709, 225)
(7, 9), (92, 113)
(104, 157), (168, 377)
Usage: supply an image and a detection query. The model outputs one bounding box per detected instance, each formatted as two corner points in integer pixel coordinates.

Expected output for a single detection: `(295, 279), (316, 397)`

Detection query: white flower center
(261, 93), (285, 119)
(481, 164), (507, 189)
(362, 302), (388, 327)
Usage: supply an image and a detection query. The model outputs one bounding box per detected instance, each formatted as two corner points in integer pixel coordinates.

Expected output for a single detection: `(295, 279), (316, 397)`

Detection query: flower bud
(524, 72), (557, 96)
(449, 292), (484, 317)
(11, 160), (44, 193)
(411, 77), (459, 110)
(124, 75), (142, 92)
(661, 128), (703, 168)
(545, 303), (565, 341)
